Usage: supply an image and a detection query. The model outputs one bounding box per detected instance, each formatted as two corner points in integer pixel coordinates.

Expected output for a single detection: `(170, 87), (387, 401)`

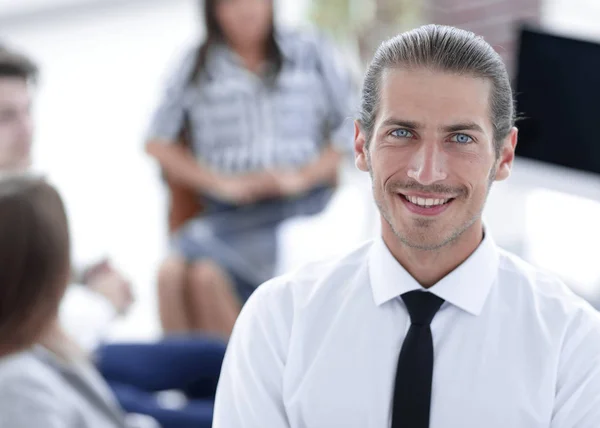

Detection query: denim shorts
(170, 186), (334, 303)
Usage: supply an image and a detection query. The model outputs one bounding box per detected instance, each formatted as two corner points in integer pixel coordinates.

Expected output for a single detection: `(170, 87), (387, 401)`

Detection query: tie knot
(401, 291), (444, 326)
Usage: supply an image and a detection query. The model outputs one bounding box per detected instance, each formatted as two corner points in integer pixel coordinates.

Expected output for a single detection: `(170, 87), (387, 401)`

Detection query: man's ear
(494, 127), (518, 182)
(355, 121), (369, 172)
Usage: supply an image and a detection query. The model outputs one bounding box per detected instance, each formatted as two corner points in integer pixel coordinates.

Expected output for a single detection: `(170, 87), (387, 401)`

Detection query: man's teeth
(404, 195), (450, 207)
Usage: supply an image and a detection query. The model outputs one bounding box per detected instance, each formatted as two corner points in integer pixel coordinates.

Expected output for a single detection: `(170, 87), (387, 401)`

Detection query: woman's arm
(147, 139), (282, 204)
(145, 139), (220, 192)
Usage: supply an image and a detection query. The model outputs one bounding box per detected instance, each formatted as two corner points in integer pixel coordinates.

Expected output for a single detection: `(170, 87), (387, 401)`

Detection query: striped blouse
(147, 28), (357, 174)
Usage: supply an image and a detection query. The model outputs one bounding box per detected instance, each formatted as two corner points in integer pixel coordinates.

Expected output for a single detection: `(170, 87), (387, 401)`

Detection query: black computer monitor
(514, 26), (600, 176)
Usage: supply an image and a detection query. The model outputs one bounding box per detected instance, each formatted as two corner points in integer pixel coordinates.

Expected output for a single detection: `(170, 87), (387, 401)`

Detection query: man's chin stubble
(393, 215), (481, 252)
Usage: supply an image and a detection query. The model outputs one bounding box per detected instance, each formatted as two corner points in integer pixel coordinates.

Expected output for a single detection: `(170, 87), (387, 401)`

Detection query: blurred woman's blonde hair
(0, 174), (71, 358)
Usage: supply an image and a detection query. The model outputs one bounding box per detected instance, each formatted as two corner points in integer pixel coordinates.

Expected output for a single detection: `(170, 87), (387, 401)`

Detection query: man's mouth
(402, 194), (452, 208)
(398, 193), (456, 216)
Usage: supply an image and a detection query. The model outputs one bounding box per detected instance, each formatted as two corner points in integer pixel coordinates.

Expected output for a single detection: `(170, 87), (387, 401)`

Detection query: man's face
(0, 77), (33, 172)
(355, 68), (517, 250)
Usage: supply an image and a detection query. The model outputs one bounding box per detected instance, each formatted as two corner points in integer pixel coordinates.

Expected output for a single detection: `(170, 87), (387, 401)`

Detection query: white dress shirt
(214, 232), (600, 428)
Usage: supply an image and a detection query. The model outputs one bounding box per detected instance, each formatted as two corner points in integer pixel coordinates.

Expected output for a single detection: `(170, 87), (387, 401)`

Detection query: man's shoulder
(237, 240), (373, 339)
(497, 247), (584, 300)
(497, 247), (600, 327)
(288, 238), (372, 281)
(251, 239), (373, 303)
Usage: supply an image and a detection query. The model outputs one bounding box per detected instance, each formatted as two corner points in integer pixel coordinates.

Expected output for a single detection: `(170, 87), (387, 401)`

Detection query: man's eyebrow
(380, 118), (423, 129)
(379, 119), (485, 134)
(440, 122), (485, 133)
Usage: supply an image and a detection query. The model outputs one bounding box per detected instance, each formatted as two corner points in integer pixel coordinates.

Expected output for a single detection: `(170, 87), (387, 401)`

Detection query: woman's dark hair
(189, 0), (283, 83)
(0, 175), (71, 357)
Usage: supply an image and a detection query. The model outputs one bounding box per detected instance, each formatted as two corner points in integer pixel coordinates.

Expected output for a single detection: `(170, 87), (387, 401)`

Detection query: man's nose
(406, 141), (448, 185)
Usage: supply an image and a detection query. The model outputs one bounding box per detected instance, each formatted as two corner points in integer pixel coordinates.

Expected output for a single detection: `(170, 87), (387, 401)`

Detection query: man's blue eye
(391, 129), (413, 138)
(451, 133), (473, 144)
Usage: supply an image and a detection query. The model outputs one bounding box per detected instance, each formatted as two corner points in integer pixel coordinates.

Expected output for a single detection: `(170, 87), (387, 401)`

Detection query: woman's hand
(209, 172), (281, 205)
(209, 168), (315, 205)
(269, 170), (312, 198)
(86, 261), (135, 316)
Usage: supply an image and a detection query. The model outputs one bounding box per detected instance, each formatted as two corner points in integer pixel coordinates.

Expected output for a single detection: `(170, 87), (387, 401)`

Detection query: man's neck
(382, 219), (484, 288)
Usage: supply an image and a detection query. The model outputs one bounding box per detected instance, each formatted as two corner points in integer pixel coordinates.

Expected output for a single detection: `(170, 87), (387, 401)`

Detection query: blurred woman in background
(0, 175), (221, 428)
(0, 174), (139, 428)
(146, 0), (356, 337)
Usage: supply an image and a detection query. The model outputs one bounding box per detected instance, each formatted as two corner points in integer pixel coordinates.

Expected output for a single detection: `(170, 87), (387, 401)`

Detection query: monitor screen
(514, 26), (600, 176)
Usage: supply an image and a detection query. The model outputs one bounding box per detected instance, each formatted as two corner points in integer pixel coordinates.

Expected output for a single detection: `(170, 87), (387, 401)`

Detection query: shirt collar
(368, 229), (499, 316)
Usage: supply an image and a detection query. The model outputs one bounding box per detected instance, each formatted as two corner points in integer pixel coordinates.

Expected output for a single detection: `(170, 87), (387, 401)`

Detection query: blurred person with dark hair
(0, 182), (223, 428)
(146, 0), (356, 337)
(213, 25), (600, 427)
(0, 174), (158, 428)
(0, 45), (225, 428)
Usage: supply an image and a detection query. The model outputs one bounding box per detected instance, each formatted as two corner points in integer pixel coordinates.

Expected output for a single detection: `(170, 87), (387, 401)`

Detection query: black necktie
(391, 291), (445, 428)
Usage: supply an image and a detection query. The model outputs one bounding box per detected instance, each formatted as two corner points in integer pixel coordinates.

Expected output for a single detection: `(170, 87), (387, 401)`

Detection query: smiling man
(213, 25), (600, 428)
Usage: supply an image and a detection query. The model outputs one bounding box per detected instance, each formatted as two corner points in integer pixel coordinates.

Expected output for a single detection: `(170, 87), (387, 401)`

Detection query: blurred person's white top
(213, 231), (600, 428)
(59, 285), (116, 353)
